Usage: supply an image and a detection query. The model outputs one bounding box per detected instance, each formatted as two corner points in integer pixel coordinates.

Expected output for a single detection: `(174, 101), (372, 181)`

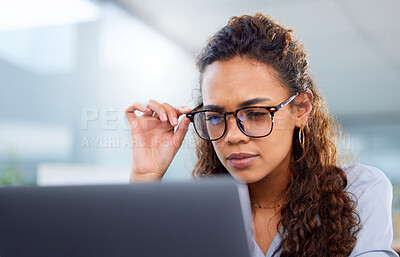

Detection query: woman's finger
(172, 117), (191, 148)
(124, 102), (147, 120)
(147, 100), (168, 122)
(162, 102), (180, 126)
(141, 107), (154, 117)
(176, 106), (192, 116)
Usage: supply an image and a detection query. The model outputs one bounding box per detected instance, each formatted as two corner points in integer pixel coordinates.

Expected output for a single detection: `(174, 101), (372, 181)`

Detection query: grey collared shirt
(247, 164), (399, 257)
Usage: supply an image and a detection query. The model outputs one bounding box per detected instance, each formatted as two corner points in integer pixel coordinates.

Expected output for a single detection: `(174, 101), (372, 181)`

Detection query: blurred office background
(0, 0), (399, 239)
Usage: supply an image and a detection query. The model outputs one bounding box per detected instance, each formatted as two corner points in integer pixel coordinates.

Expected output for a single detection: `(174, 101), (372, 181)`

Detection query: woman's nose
(223, 115), (250, 144)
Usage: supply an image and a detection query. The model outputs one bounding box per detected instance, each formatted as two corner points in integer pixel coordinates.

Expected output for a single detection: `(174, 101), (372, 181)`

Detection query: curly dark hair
(192, 13), (361, 257)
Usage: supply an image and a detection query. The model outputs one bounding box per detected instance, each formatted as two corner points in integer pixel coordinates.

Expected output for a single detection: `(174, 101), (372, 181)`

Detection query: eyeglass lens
(193, 108), (272, 141)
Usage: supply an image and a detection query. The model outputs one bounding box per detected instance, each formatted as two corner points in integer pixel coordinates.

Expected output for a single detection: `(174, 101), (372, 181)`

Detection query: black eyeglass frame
(186, 92), (299, 141)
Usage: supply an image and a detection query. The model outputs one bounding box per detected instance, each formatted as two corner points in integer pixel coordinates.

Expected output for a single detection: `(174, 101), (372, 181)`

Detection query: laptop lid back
(0, 176), (252, 257)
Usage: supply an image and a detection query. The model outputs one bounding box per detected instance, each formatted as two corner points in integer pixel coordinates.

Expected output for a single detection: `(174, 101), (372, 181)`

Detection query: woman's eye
(206, 115), (223, 124)
(247, 112), (267, 118)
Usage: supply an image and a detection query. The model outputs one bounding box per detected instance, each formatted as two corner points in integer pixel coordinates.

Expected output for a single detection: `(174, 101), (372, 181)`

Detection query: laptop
(0, 175), (253, 257)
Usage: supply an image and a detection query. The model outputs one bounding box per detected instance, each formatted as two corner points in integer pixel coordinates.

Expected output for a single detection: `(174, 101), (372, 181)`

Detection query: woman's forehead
(201, 57), (286, 95)
(202, 57), (283, 83)
(201, 58), (288, 107)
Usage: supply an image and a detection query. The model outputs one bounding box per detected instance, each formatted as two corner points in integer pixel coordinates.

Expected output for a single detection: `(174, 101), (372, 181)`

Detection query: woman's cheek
(212, 143), (224, 163)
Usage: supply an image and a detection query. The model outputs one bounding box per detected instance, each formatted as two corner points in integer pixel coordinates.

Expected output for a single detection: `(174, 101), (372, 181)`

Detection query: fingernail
(179, 106), (190, 111)
(173, 118), (178, 125)
(162, 113), (168, 121)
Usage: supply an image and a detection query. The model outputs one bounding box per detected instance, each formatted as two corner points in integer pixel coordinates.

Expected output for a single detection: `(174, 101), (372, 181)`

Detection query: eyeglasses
(186, 93), (299, 141)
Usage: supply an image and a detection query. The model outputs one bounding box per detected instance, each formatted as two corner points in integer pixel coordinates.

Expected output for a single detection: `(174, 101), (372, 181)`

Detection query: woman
(124, 14), (397, 257)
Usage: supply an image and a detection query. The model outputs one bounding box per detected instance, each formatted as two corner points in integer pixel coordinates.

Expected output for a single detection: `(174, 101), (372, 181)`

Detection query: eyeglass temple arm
(192, 104), (203, 112)
(185, 103), (203, 121)
(274, 92), (299, 111)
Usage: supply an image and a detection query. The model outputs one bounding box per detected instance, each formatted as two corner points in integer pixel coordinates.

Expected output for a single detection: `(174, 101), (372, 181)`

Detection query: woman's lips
(227, 154), (258, 169)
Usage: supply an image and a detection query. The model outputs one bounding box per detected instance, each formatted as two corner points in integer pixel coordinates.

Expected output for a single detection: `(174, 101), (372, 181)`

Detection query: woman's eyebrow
(238, 97), (271, 108)
(202, 104), (224, 111)
(203, 97), (271, 111)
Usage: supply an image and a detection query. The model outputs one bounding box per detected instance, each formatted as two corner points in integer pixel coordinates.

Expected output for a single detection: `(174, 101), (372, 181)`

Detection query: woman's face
(201, 56), (299, 184)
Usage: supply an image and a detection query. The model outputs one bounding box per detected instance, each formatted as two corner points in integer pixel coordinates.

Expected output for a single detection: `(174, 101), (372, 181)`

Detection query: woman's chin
(229, 171), (263, 184)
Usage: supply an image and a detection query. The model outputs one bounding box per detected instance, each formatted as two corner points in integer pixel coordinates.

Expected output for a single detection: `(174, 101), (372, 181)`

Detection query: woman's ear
(292, 91), (313, 127)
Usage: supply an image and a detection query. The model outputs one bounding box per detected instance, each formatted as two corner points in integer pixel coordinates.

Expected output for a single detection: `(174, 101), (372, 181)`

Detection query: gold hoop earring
(298, 127), (305, 148)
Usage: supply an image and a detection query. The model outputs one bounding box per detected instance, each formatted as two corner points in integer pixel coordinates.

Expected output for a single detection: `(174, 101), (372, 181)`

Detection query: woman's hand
(124, 100), (192, 182)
